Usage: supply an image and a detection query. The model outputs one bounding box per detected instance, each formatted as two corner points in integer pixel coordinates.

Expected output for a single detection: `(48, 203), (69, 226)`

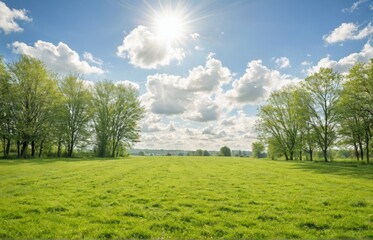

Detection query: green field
(0, 157), (372, 239)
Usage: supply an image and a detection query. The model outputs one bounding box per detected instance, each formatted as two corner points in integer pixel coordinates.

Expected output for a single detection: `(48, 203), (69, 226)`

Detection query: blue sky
(1, 0), (373, 151)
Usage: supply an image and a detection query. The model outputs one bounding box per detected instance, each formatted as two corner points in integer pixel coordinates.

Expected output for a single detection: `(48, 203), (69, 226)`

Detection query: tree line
(0, 55), (144, 158)
(256, 59), (373, 163)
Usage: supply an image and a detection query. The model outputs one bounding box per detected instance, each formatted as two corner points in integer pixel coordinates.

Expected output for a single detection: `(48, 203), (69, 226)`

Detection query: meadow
(0, 156), (372, 239)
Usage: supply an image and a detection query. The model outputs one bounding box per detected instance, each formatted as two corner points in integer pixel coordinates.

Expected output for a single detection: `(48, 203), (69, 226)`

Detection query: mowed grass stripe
(0, 157), (372, 238)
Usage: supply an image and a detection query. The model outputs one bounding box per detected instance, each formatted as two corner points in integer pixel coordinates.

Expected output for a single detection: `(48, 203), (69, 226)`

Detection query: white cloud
(135, 111), (259, 151)
(144, 74), (188, 115)
(140, 114), (164, 133)
(301, 61), (311, 66)
(0, 1), (31, 34)
(117, 25), (185, 69)
(307, 41), (373, 74)
(83, 52), (103, 66)
(323, 22), (373, 44)
(190, 33), (200, 40)
(183, 54), (231, 92)
(142, 55), (232, 120)
(225, 60), (298, 105)
(12, 40), (104, 75)
(274, 57), (291, 69)
(115, 80), (140, 90)
(342, 0), (368, 12)
(184, 96), (220, 122)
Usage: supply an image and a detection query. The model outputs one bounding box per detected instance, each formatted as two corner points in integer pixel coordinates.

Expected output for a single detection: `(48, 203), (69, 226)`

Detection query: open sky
(1, 0), (373, 151)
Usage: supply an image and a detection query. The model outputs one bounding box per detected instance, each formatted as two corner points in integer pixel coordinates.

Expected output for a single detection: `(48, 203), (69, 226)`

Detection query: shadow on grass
(0, 156), (131, 165)
(290, 160), (373, 180)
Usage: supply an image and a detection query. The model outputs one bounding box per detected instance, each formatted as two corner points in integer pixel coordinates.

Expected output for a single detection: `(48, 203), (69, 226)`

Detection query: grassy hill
(0, 157), (372, 238)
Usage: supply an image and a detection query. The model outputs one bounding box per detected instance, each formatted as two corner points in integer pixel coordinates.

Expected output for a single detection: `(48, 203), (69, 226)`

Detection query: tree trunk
(323, 147), (328, 162)
(68, 141), (74, 158)
(366, 135), (370, 164)
(17, 140), (20, 158)
(31, 141), (35, 157)
(309, 148), (313, 161)
(39, 140), (44, 158)
(57, 140), (62, 157)
(353, 142), (359, 161)
(2, 138), (5, 158)
(21, 141), (28, 158)
(359, 140), (364, 161)
(284, 152), (289, 161)
(5, 139), (10, 158)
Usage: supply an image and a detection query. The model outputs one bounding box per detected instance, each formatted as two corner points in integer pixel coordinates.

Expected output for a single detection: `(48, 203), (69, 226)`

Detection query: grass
(0, 156), (372, 239)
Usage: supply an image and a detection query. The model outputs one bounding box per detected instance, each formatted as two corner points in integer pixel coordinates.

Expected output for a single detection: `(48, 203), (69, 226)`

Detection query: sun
(154, 12), (185, 43)
(155, 13), (183, 42)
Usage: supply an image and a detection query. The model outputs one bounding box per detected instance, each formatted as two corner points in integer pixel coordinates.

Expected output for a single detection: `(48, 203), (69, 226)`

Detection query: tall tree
(302, 68), (342, 162)
(93, 81), (144, 157)
(338, 61), (373, 163)
(0, 58), (13, 158)
(8, 55), (59, 158)
(59, 75), (92, 157)
(257, 86), (309, 160)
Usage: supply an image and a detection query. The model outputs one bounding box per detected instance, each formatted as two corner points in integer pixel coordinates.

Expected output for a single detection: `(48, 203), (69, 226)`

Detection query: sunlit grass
(0, 157), (372, 238)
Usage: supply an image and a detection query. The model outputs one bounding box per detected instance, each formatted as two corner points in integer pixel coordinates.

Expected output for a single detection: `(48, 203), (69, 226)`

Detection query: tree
(220, 146), (231, 156)
(0, 57), (13, 158)
(203, 150), (210, 156)
(138, 151), (145, 156)
(92, 81), (144, 157)
(8, 55), (59, 158)
(302, 68), (342, 162)
(257, 86), (310, 160)
(252, 141), (264, 158)
(59, 75), (92, 157)
(195, 149), (203, 156)
(338, 61), (373, 163)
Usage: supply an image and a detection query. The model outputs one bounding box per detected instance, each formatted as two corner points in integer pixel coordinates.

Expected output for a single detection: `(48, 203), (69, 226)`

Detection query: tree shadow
(290, 161), (373, 180)
(0, 157), (128, 165)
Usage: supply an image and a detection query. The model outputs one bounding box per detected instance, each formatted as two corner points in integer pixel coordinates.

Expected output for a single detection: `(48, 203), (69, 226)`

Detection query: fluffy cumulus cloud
(183, 55), (231, 91)
(323, 22), (373, 44)
(136, 111), (259, 151)
(0, 1), (31, 34)
(117, 25), (185, 69)
(12, 40), (104, 75)
(142, 55), (232, 120)
(184, 96), (220, 122)
(225, 60), (298, 105)
(143, 74), (188, 115)
(115, 80), (140, 90)
(307, 41), (373, 74)
(274, 57), (291, 69)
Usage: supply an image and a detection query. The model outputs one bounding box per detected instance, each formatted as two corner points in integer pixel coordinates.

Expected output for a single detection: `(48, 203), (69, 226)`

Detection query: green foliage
(257, 86), (310, 160)
(303, 68), (342, 162)
(0, 157), (372, 238)
(0, 56), (144, 159)
(8, 55), (60, 158)
(251, 141), (264, 158)
(58, 75), (92, 157)
(138, 151), (145, 156)
(194, 149), (210, 156)
(220, 146), (231, 156)
(338, 60), (373, 164)
(92, 81), (145, 157)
